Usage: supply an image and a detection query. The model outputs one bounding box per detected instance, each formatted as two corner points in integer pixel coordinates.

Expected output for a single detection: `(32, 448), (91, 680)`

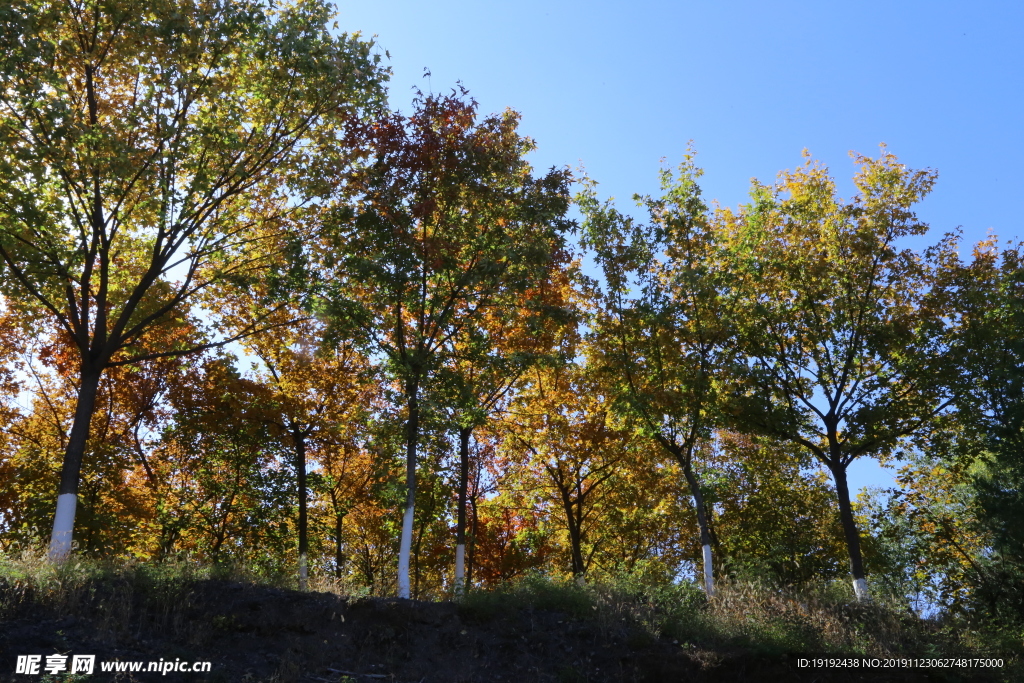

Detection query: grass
(0, 546), (201, 643)
(2, 549), (1020, 681)
(458, 571), (1019, 663)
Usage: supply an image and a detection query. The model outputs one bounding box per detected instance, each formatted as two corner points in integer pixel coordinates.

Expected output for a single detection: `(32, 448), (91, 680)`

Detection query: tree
(438, 263), (574, 594)
(505, 361), (629, 579)
(253, 325), (373, 590)
(0, 299), (30, 543)
(450, 426), (528, 588)
(944, 239), (1024, 617)
(708, 431), (847, 586)
(719, 149), (951, 601)
(1, 310), (203, 556)
(860, 431), (989, 615)
(314, 433), (385, 581)
(323, 88), (572, 597)
(578, 155), (729, 596)
(0, 0), (385, 558)
(217, 274), (378, 589)
(155, 354), (294, 564)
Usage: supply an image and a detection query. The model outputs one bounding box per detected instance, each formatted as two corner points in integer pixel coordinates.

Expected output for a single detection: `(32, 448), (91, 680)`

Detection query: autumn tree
(577, 454), (695, 584)
(313, 435), (385, 580)
(0, 0), (386, 558)
(438, 262), (575, 593)
(322, 88), (572, 598)
(708, 431), (847, 586)
(254, 327), (373, 590)
(578, 155), (729, 596)
(216, 271), (379, 588)
(504, 360), (630, 579)
(2, 311), (204, 555)
(469, 467), (557, 587)
(151, 355), (294, 563)
(0, 300), (29, 542)
(719, 150), (952, 601)
(860, 435), (989, 615)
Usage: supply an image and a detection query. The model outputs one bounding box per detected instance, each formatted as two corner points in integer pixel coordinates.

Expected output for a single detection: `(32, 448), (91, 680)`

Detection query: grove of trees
(2, 1), (1023, 627)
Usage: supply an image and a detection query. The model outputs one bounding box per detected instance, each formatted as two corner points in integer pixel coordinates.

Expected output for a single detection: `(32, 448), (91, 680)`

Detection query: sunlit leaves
(719, 151), (946, 458)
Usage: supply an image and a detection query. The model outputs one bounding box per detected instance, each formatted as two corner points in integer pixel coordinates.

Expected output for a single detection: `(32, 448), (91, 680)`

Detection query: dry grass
(694, 579), (929, 655)
(0, 546), (204, 644)
(459, 571), (1008, 661)
(2, 550), (1018, 682)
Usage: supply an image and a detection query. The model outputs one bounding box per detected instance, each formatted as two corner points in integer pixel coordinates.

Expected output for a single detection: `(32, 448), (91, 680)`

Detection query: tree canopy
(0, 0), (386, 557)
(0, 2), (1019, 635)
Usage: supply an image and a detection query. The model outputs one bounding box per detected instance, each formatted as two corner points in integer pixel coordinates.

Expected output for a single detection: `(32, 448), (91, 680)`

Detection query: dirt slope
(0, 579), (992, 682)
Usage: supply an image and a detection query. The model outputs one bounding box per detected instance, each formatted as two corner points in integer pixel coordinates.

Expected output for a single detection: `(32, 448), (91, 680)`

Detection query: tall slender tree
(439, 265), (574, 594)
(217, 273), (377, 590)
(505, 360), (628, 580)
(579, 156), (729, 596)
(322, 88), (572, 598)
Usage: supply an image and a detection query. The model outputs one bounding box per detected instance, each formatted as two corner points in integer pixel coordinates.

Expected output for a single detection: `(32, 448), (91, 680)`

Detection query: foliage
(318, 86), (573, 597)
(502, 359), (634, 578)
(943, 239), (1024, 622)
(0, 0), (387, 556)
(708, 431), (847, 586)
(578, 154), (727, 592)
(717, 149), (952, 597)
(0, 12), (1017, 640)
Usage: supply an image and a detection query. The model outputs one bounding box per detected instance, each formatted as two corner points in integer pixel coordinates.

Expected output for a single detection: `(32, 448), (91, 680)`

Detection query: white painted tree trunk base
(702, 544), (715, 597)
(454, 543), (466, 597)
(298, 552), (308, 591)
(48, 493), (77, 561)
(853, 577), (871, 602)
(397, 503), (415, 599)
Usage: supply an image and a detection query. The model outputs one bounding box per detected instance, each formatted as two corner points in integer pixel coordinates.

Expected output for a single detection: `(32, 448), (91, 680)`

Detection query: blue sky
(336, 0), (1024, 492)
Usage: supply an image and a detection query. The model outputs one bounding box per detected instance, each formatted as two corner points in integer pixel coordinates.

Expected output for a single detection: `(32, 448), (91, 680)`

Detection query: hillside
(1, 569), (1012, 683)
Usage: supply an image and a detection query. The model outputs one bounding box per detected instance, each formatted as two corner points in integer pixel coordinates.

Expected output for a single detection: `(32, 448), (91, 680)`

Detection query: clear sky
(335, 0), (1024, 493)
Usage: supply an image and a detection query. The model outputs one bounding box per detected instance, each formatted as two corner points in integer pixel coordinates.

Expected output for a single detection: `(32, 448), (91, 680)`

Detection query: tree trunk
(569, 516), (586, 581)
(467, 495), (478, 587)
(557, 486), (586, 578)
(412, 479), (436, 600)
(334, 510), (346, 579)
(829, 461), (871, 602)
(455, 425), (472, 596)
(568, 517), (586, 579)
(397, 376), (420, 599)
(678, 455), (715, 597)
(158, 522), (180, 560)
(48, 365), (104, 560)
(292, 424), (309, 591)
